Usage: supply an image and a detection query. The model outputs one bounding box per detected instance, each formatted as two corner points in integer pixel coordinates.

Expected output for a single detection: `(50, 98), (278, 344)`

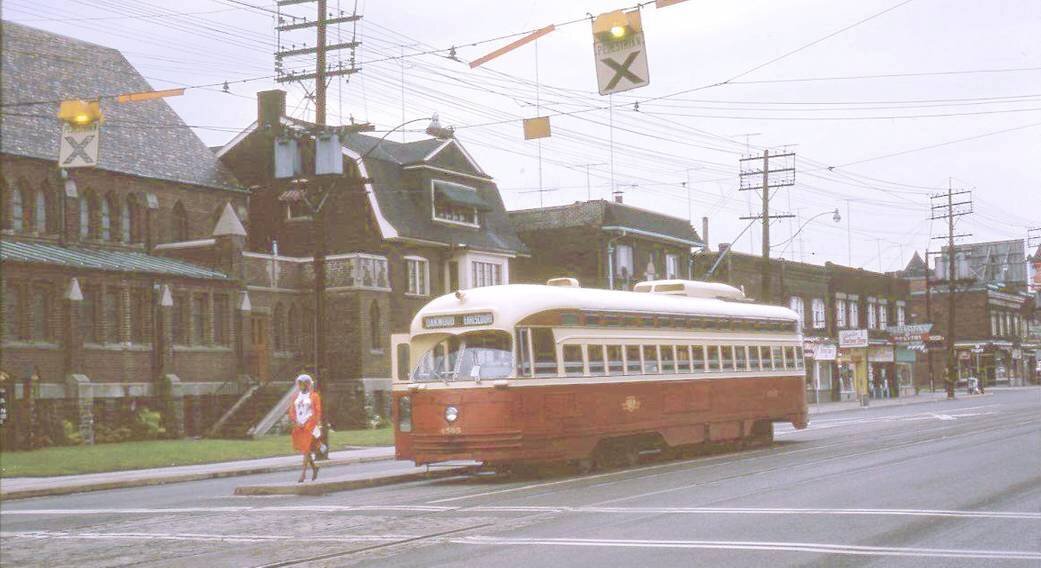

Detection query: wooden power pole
(739, 148), (795, 303)
(930, 180), (973, 399)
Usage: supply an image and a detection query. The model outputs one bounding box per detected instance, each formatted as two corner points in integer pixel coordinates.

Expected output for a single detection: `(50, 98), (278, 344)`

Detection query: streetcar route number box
(423, 312), (494, 329)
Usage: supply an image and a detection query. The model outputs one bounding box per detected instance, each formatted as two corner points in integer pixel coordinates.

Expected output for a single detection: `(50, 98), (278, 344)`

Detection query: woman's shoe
(297, 474), (305, 483)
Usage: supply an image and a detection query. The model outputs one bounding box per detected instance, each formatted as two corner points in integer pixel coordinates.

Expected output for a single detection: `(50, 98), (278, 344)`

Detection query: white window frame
(811, 298), (826, 330)
(788, 296), (805, 328)
(284, 199), (312, 221)
(835, 298), (847, 329)
(431, 179), (480, 228)
(665, 253), (680, 279)
(878, 299), (888, 329)
(867, 298), (878, 330)
(614, 243), (634, 278)
(848, 295), (860, 328)
(471, 260), (503, 288)
(404, 256), (430, 296)
(896, 301), (906, 326)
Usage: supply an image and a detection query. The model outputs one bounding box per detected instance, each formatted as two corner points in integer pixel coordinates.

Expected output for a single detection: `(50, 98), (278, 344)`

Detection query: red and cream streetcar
(392, 278), (807, 470)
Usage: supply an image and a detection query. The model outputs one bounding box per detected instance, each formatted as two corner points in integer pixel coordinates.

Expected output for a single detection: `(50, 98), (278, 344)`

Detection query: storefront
(868, 344), (897, 399)
(837, 329), (869, 404)
(803, 338), (836, 403)
(895, 347), (916, 396)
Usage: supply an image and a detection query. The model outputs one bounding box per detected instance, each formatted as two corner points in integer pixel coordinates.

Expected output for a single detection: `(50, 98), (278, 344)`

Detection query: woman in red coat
(288, 374), (322, 483)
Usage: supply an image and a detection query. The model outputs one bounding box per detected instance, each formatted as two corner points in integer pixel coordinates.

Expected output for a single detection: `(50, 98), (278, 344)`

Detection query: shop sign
(959, 351), (971, 361)
(895, 347), (917, 363)
(887, 323), (933, 345)
(815, 344), (838, 361)
(868, 345), (895, 362)
(839, 329), (869, 348)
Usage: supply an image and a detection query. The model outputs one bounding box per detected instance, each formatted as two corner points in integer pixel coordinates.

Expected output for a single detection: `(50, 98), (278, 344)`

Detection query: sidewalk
(234, 461), (480, 497)
(0, 446), (394, 501)
(807, 390), (976, 415)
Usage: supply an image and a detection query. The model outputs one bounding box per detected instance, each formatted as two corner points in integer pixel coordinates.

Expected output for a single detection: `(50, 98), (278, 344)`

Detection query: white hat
(296, 373), (313, 385)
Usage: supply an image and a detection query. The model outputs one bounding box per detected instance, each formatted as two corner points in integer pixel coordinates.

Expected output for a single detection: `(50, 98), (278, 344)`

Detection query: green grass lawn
(0, 428), (393, 478)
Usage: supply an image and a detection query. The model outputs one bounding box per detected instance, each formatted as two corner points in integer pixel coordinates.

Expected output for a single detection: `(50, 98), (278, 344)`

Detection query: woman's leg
(299, 452), (308, 483)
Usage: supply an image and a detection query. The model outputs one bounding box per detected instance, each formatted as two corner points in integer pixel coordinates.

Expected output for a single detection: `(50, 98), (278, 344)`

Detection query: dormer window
(431, 180), (486, 227)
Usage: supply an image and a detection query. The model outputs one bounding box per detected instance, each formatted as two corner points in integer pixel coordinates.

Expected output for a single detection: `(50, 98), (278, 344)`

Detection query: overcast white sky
(7, 0), (1039, 271)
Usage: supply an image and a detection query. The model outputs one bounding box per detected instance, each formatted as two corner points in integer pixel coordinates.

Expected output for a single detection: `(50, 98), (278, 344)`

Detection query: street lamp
(774, 208), (842, 259)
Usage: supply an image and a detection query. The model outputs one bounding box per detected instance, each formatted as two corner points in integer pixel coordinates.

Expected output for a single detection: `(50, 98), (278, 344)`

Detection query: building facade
(508, 199), (702, 290)
(215, 90), (526, 427)
(1, 22), (251, 447)
(693, 249), (913, 402)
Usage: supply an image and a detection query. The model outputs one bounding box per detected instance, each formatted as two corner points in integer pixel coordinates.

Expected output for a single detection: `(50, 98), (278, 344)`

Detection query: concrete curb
(0, 453), (393, 502)
(809, 392), (994, 415)
(233, 465), (480, 496)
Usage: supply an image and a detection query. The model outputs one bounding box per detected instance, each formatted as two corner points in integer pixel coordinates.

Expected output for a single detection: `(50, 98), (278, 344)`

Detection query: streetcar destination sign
(423, 312), (494, 329)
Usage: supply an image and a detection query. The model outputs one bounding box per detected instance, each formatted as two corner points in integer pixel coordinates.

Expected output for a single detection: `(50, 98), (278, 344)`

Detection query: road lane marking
(451, 536), (1041, 560)
(0, 531), (417, 544)
(4, 506), (1038, 520)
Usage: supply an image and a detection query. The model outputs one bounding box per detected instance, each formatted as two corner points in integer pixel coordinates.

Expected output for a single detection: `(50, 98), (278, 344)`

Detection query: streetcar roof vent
(634, 279), (746, 300)
(546, 277), (581, 288)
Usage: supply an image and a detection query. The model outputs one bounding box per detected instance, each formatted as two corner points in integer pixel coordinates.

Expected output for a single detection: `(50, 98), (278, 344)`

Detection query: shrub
(62, 420), (84, 446)
(131, 407), (166, 440)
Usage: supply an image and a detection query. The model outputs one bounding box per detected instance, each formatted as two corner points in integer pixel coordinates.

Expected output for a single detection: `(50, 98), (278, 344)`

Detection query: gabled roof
(0, 240), (230, 280)
(509, 200), (703, 247)
(1, 21), (241, 192)
(216, 115), (525, 255)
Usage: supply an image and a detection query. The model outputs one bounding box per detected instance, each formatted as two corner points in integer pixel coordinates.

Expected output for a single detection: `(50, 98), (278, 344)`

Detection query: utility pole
(275, 0), (364, 457)
(930, 180), (973, 399)
(924, 248), (934, 392)
(739, 148), (796, 303)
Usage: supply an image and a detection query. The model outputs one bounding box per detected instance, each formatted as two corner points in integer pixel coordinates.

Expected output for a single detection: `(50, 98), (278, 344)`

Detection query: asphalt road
(2, 389), (1039, 567)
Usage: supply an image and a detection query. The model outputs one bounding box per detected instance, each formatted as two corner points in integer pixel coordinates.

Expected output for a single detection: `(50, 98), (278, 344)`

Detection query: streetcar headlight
(444, 405), (459, 423)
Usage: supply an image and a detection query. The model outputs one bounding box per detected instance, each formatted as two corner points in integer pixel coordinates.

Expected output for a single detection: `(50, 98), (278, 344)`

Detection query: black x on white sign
(59, 123), (100, 168)
(594, 32), (650, 95)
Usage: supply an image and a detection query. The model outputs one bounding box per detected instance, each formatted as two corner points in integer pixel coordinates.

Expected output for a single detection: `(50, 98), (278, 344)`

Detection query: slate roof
(0, 240), (230, 280)
(509, 200), (703, 246)
(938, 238), (1027, 286)
(1, 21), (241, 192)
(341, 133), (447, 166)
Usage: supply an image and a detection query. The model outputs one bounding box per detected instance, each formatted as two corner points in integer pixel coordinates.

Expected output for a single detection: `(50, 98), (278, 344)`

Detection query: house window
(10, 184), (25, 232)
(665, 253), (680, 279)
(35, 188), (48, 233)
(81, 285), (98, 343)
(172, 294), (188, 345)
(345, 255), (390, 289)
(192, 294), (207, 345)
(100, 195), (112, 241)
(614, 244), (634, 282)
(788, 297), (805, 327)
(406, 257), (429, 295)
(172, 201), (189, 241)
(4, 282), (23, 340)
(79, 192), (92, 239)
(811, 298), (826, 329)
(103, 288), (121, 343)
(896, 303), (906, 326)
(472, 261), (503, 288)
(990, 313), (999, 337)
(432, 180), (482, 226)
(848, 297), (859, 328)
(835, 298), (847, 329)
(214, 294), (230, 346)
(273, 303), (286, 350)
(879, 301), (888, 329)
(130, 288), (152, 344)
(127, 194), (143, 243)
(285, 199), (311, 220)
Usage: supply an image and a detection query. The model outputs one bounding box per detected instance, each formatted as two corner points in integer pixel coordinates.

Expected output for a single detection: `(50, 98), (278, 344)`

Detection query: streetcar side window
(625, 345), (642, 374)
(691, 345), (706, 371)
(676, 345), (691, 372)
(795, 347), (805, 369)
(607, 345), (624, 375)
(721, 346), (735, 371)
(735, 345), (748, 370)
(563, 344), (584, 377)
(588, 345), (606, 376)
(771, 346), (784, 370)
(761, 346), (773, 370)
(661, 345), (676, 373)
(784, 346), (797, 370)
(708, 345), (721, 371)
(517, 328), (532, 377)
(749, 344), (761, 370)
(531, 328), (557, 377)
(643, 345), (660, 374)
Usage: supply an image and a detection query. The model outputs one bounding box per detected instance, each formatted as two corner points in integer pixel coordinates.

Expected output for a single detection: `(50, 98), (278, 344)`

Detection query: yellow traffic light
(58, 100), (102, 126)
(593, 9), (642, 42)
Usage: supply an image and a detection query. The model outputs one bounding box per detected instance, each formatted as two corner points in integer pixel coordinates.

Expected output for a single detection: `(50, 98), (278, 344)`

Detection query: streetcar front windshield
(410, 331), (513, 382)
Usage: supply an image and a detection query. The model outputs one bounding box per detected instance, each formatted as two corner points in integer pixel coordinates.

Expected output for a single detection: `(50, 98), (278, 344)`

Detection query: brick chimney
(257, 89), (286, 131)
(612, 189), (624, 204)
